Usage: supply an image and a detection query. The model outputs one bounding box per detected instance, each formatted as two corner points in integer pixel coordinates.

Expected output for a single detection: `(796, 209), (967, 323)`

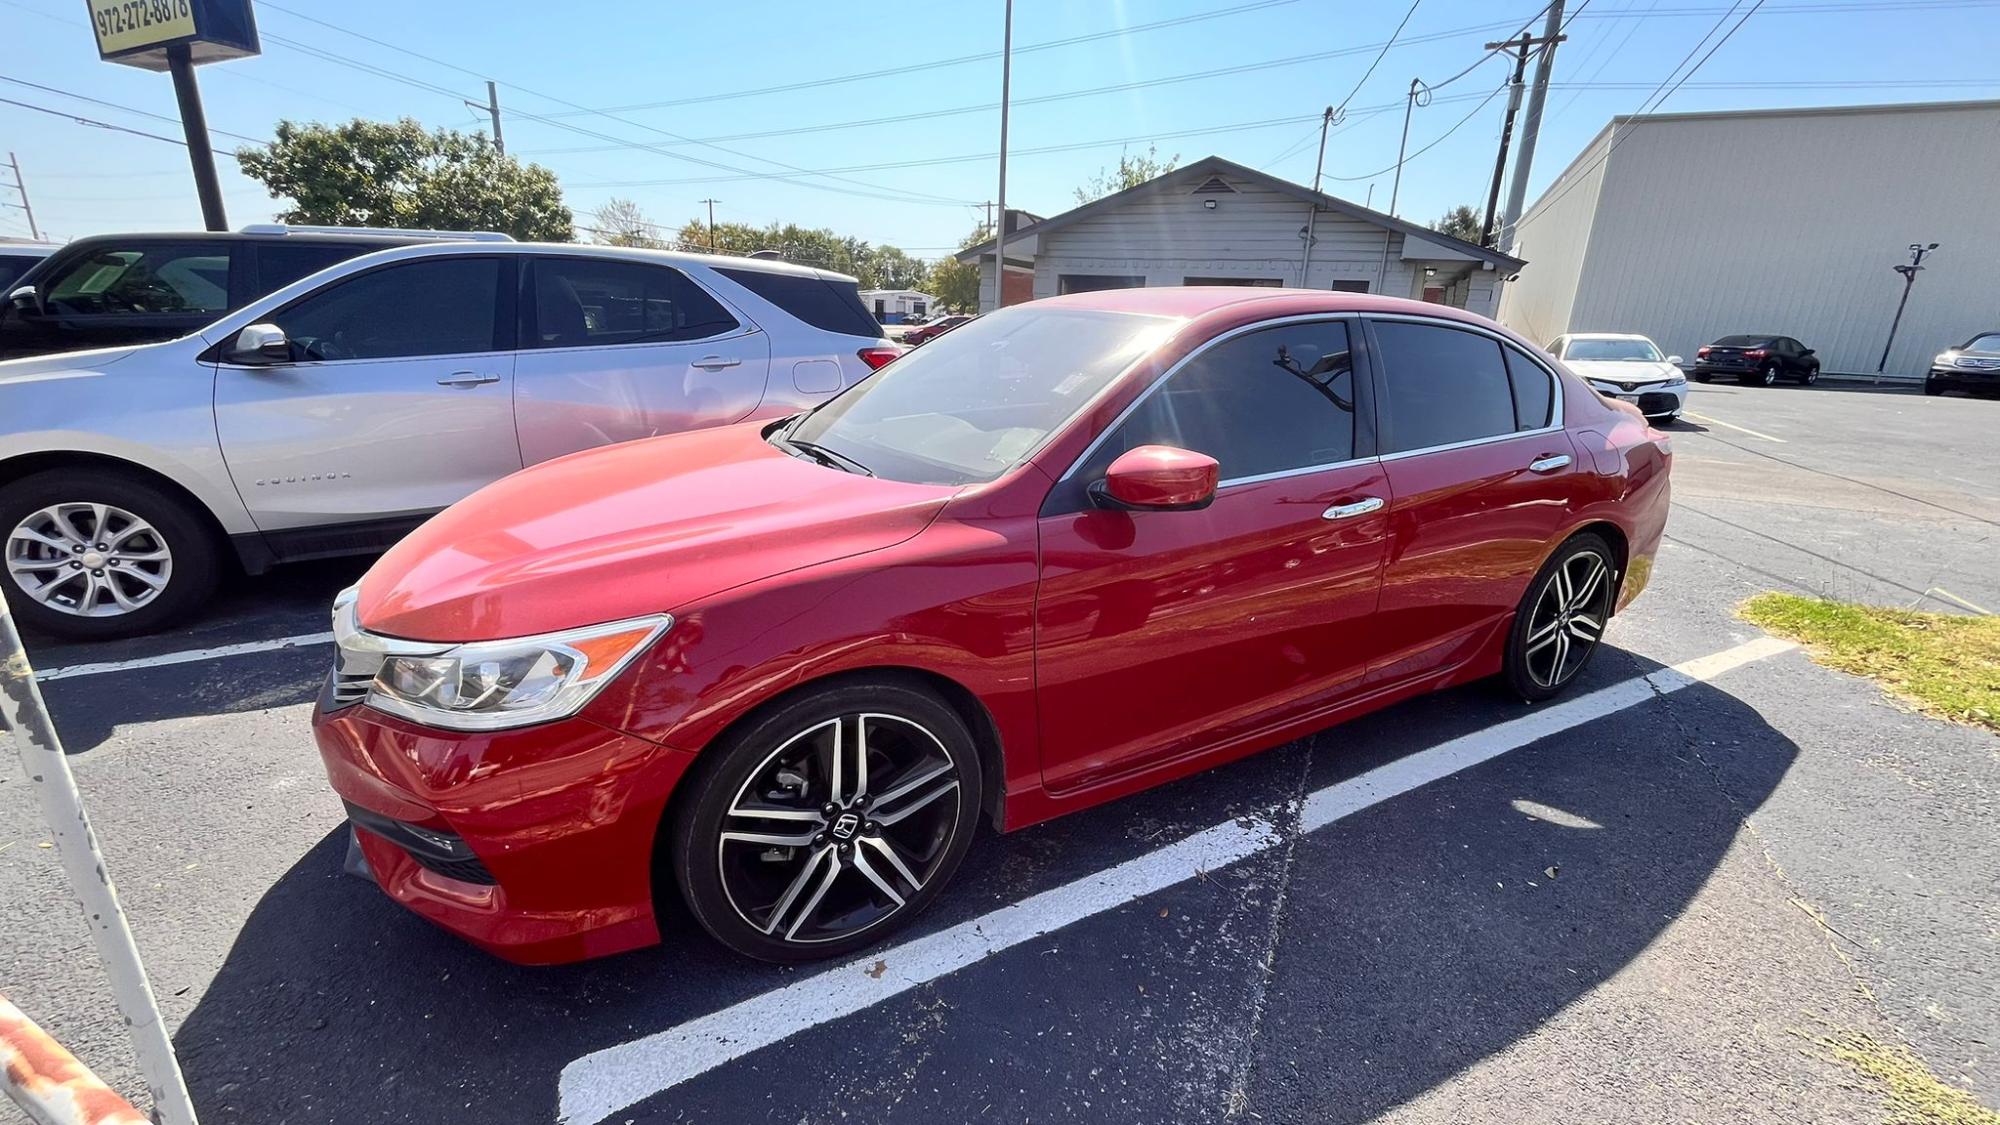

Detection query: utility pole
(1480, 33), (1534, 246)
(1877, 242), (1938, 378)
(993, 0), (1014, 311)
(166, 44), (227, 231)
(1388, 78), (1420, 219)
(5, 152), (38, 241)
(700, 198), (719, 251)
(1298, 105), (1335, 285)
(1497, 0), (1566, 254)
(467, 81), (505, 155)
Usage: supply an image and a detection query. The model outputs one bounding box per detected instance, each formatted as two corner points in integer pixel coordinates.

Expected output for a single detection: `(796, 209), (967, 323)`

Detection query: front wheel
(0, 469), (220, 639)
(670, 680), (983, 962)
(1502, 533), (1618, 702)
(1924, 378), (1946, 397)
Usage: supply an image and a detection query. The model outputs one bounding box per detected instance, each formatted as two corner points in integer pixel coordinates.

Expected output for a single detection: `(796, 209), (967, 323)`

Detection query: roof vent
(1191, 176), (1237, 195)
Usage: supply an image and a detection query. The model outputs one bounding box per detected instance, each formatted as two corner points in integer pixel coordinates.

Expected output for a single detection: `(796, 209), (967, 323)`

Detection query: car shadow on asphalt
(172, 652), (1798, 1124)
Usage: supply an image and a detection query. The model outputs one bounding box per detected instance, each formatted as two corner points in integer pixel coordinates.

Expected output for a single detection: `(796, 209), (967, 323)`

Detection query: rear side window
(1373, 321), (1518, 453)
(715, 268), (880, 338)
(529, 258), (738, 347)
(43, 243), (232, 315)
(1503, 346), (1554, 430)
(257, 242), (390, 293)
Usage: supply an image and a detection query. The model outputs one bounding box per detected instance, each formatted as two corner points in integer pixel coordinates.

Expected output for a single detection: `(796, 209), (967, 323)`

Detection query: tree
(236, 118), (572, 241)
(590, 197), (665, 248)
(865, 246), (930, 291)
(674, 218), (767, 254)
(1431, 204), (1484, 244)
(925, 225), (989, 313)
(1074, 144), (1179, 205)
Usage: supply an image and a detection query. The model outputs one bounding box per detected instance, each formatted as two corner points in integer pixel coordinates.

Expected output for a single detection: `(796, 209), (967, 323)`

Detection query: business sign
(85, 0), (260, 70)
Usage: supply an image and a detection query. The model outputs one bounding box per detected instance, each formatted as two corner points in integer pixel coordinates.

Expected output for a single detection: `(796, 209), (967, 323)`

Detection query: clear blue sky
(4, 0), (1995, 257)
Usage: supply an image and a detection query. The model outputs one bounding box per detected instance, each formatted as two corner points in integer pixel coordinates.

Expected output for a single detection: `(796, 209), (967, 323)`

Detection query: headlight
(1935, 352), (1957, 367)
(332, 587), (670, 731)
(1664, 372), (1687, 386)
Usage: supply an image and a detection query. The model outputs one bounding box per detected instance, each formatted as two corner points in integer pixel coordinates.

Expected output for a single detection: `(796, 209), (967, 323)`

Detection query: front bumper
(1589, 379), (1688, 418)
(312, 696), (695, 965)
(1930, 365), (2000, 391)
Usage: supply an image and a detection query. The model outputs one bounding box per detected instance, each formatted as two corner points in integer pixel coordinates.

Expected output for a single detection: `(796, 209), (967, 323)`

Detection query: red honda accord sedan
(313, 288), (1670, 964)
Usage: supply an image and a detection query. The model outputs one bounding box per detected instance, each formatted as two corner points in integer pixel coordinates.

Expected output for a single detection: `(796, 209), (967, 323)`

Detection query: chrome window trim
(1366, 312), (1566, 461)
(1216, 455), (1374, 491)
(1054, 311), (1366, 485)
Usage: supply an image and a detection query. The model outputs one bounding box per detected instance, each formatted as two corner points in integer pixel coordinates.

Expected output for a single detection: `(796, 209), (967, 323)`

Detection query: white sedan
(1547, 333), (1688, 421)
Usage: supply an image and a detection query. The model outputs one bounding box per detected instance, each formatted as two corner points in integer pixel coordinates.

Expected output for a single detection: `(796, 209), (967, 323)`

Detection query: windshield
(1563, 337), (1662, 362)
(782, 305), (1179, 485)
(1963, 333), (2000, 353)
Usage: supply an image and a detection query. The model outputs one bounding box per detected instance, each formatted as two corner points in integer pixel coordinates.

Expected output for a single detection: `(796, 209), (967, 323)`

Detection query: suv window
(530, 258), (738, 348)
(714, 267), (879, 338)
(43, 243), (231, 315)
(0, 254), (43, 291)
(1087, 320), (1356, 481)
(257, 242), (390, 293)
(1374, 321), (1519, 453)
(271, 258), (501, 361)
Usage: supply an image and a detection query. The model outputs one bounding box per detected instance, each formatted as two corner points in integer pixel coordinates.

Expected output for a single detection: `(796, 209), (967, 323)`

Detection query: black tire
(1799, 364), (1819, 386)
(0, 468), (221, 640)
(1692, 371), (1713, 384)
(1756, 362), (1779, 386)
(669, 678), (983, 962)
(1502, 532), (1618, 703)
(1923, 379), (1945, 397)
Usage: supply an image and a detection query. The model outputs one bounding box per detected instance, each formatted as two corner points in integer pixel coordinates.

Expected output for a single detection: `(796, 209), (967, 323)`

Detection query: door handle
(1322, 496), (1384, 520)
(692, 355), (742, 370)
(1528, 453), (1572, 473)
(436, 371), (500, 388)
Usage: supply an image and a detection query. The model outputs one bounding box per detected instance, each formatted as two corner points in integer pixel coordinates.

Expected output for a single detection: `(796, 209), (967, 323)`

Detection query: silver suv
(0, 242), (900, 638)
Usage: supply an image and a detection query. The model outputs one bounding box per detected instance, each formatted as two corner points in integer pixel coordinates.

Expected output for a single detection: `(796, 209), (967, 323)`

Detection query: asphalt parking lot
(3, 381), (1996, 1124)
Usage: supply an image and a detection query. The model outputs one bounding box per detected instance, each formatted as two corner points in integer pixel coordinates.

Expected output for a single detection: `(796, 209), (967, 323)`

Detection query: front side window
(44, 243), (231, 315)
(271, 258), (500, 361)
(532, 258), (738, 348)
(1084, 320), (1357, 482)
(1374, 321), (1520, 453)
(1964, 333), (2000, 353)
(783, 305), (1178, 485)
(1561, 337), (1661, 362)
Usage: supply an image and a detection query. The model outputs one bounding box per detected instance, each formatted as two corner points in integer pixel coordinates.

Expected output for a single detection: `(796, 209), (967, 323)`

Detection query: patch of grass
(1740, 593), (2000, 732)
(1810, 1027), (2000, 1125)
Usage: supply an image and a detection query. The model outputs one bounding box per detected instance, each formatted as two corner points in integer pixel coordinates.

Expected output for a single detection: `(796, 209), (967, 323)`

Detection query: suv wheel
(0, 469), (220, 639)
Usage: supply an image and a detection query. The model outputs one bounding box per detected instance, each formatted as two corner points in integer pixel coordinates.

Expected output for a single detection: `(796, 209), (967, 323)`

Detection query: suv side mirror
(1665, 354), (1684, 366)
(225, 322), (292, 365)
(1090, 445), (1220, 512)
(6, 284), (36, 312)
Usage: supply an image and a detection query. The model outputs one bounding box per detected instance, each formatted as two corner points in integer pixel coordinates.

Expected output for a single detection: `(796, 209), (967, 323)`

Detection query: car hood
(356, 423), (956, 642)
(0, 345), (141, 385)
(1567, 359), (1680, 385)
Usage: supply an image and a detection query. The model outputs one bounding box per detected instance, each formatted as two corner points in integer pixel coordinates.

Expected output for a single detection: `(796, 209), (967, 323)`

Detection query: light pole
(992, 0), (1014, 310)
(1877, 241), (1938, 378)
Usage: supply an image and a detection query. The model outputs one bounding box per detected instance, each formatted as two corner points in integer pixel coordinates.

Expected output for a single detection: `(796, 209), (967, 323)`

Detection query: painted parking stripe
(556, 635), (1796, 1125)
(1683, 411), (1787, 443)
(33, 632), (334, 682)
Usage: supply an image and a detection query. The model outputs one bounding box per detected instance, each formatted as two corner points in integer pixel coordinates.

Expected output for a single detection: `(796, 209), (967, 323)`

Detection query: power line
(0, 74), (267, 146)
(0, 95), (205, 147)
(1332, 0), (1427, 119)
(1325, 80), (1514, 181)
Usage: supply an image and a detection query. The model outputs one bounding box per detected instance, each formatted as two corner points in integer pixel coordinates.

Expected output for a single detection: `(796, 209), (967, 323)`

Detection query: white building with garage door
(1498, 99), (2000, 378)
(958, 156), (1524, 316)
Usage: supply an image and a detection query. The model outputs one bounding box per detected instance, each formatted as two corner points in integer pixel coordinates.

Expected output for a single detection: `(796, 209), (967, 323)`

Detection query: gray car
(0, 241), (901, 638)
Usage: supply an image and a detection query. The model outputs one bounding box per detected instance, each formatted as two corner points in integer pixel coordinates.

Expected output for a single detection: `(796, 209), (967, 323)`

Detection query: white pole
(992, 0), (1013, 312)
(0, 590), (200, 1125)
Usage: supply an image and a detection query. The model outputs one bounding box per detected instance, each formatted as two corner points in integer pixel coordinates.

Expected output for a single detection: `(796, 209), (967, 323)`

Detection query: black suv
(1927, 331), (2000, 397)
(1692, 334), (1821, 386)
(0, 225), (510, 360)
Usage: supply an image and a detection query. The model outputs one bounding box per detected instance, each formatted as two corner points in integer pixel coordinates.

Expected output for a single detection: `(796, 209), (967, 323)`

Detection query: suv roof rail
(237, 224), (515, 242)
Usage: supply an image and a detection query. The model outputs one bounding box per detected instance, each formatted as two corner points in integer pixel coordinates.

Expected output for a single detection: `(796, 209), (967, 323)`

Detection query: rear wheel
(670, 680), (983, 962)
(1692, 371), (1713, 384)
(1799, 364), (1819, 386)
(0, 469), (220, 639)
(1757, 362), (1780, 386)
(1502, 533), (1617, 702)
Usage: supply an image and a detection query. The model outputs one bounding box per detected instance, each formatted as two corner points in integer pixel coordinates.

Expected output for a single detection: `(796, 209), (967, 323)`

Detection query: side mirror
(6, 284), (36, 312)
(1665, 354), (1684, 366)
(1802, 349), (1815, 357)
(225, 322), (292, 365)
(1090, 445), (1219, 512)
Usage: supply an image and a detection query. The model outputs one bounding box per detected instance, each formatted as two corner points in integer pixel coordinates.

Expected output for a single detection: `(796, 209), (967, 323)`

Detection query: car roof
(1563, 332), (1652, 341)
(314, 239), (863, 285)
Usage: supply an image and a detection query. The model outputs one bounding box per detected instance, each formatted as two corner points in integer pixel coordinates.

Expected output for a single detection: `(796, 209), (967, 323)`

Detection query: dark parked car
(1926, 331), (2000, 397)
(0, 242), (57, 294)
(903, 313), (974, 345)
(1692, 334), (1820, 386)
(0, 225), (510, 360)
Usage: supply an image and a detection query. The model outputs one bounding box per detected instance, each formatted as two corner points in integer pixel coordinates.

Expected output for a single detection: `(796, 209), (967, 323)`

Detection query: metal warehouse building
(1498, 99), (2000, 378)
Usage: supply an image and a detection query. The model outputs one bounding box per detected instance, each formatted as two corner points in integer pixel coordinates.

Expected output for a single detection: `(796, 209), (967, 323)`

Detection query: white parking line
(556, 635), (1796, 1125)
(34, 632), (335, 682)
(1683, 411), (1788, 443)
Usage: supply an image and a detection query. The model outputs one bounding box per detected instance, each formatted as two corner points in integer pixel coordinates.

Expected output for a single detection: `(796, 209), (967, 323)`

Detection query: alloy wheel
(1760, 363), (1779, 386)
(5, 502), (174, 618)
(718, 712), (964, 945)
(1522, 549), (1612, 690)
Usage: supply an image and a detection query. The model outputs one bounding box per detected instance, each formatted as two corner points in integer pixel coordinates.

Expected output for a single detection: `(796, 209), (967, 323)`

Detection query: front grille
(344, 800), (498, 886)
(1637, 392), (1680, 415)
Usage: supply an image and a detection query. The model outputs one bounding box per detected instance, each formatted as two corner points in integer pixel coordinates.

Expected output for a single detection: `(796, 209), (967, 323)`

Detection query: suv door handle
(437, 371), (500, 388)
(1322, 496), (1385, 520)
(693, 355), (742, 370)
(1528, 453), (1572, 473)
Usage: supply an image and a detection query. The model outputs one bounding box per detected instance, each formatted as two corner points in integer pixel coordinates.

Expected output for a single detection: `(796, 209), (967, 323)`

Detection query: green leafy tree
(590, 197), (665, 247)
(925, 225), (990, 313)
(1074, 143), (1179, 205)
(1430, 204), (1485, 244)
(236, 118), (572, 241)
(674, 218), (767, 254)
(865, 245), (930, 291)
